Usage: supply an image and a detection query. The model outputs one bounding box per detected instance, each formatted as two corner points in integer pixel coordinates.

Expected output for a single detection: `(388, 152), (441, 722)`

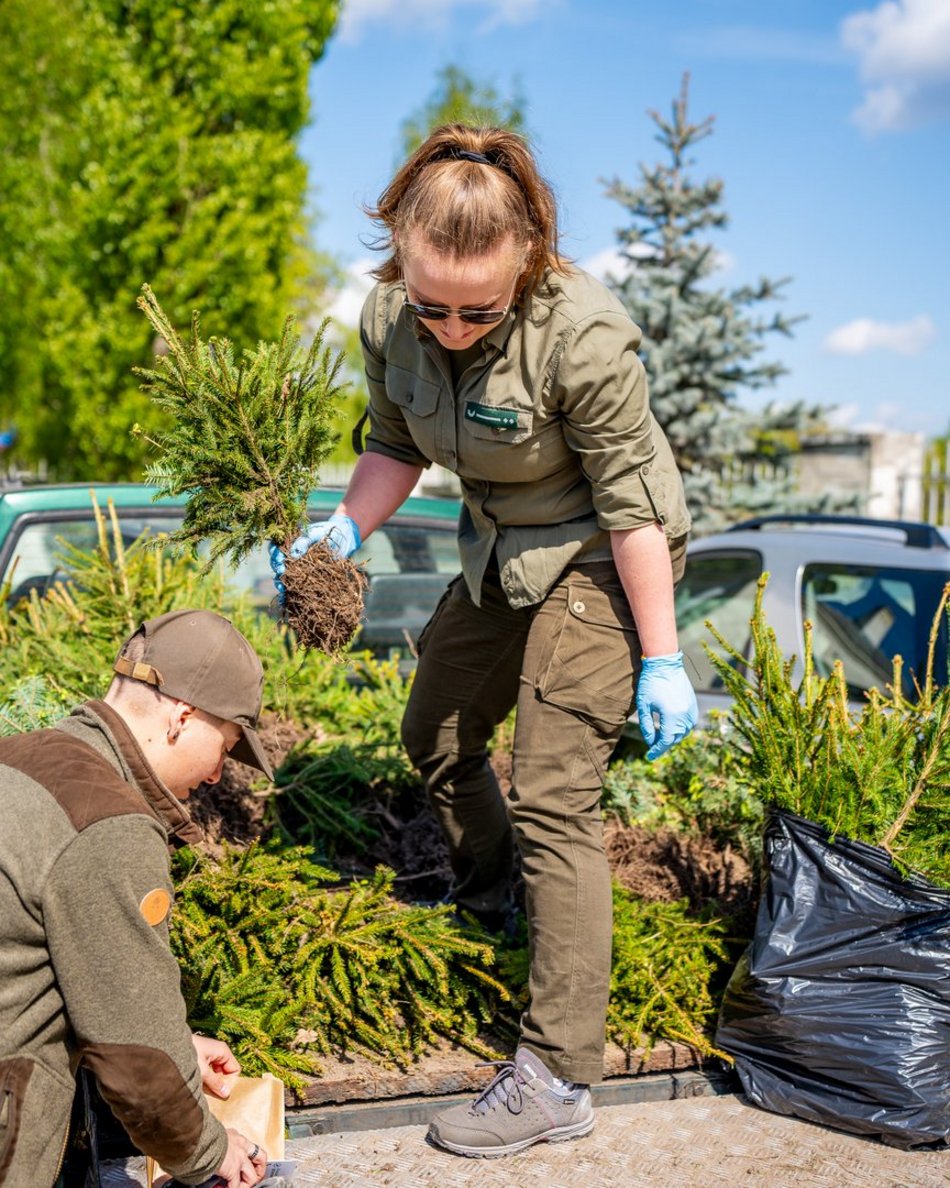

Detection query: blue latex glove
(290, 513), (362, 561)
(635, 651), (699, 762)
(269, 513), (362, 600)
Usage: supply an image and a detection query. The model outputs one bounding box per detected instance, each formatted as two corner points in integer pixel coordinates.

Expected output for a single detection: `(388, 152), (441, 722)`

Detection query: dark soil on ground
(359, 797), (453, 902)
(193, 739), (754, 926)
(604, 819), (756, 918)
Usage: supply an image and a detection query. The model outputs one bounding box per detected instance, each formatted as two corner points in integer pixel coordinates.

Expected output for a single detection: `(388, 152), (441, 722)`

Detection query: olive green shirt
(359, 265), (691, 609)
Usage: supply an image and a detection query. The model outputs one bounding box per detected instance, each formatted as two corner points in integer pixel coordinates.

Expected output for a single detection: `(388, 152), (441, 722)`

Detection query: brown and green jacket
(0, 700), (227, 1188)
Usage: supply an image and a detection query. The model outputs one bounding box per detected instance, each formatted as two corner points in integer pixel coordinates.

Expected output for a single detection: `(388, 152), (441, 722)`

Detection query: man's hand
(192, 1034), (240, 1099)
(215, 1128), (268, 1186)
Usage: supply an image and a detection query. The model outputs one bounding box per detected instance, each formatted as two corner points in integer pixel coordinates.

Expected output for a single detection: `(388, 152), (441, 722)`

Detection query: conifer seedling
(705, 575), (950, 887)
(134, 285), (367, 653)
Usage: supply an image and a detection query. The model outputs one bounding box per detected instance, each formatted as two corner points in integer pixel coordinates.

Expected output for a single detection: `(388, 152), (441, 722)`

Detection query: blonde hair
(367, 124), (566, 297)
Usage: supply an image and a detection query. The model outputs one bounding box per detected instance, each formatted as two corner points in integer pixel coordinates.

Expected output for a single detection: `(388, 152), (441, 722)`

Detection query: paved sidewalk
(283, 1093), (948, 1188)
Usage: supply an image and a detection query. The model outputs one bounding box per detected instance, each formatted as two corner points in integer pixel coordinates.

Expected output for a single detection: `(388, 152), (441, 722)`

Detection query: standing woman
(274, 125), (697, 1156)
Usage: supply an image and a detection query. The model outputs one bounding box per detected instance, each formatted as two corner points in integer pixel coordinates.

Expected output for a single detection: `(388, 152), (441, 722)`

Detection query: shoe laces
(471, 1059), (528, 1116)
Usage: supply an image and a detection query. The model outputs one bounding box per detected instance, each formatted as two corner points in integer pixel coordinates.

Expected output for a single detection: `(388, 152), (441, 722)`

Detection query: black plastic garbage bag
(716, 809), (950, 1149)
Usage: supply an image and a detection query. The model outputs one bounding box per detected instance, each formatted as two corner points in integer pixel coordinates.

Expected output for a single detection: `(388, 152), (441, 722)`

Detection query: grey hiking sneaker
(427, 1048), (594, 1158)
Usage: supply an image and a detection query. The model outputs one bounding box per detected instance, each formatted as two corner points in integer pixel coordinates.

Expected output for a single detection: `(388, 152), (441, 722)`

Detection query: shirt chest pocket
(460, 402), (572, 482)
(462, 401), (533, 445)
(385, 365), (441, 456)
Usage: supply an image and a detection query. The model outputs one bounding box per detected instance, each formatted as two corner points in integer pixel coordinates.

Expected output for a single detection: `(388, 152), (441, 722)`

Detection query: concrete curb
(287, 1067), (739, 1137)
(286, 1040), (708, 1108)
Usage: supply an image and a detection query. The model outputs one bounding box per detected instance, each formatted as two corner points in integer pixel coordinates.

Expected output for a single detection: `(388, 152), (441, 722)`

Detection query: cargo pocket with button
(535, 581), (640, 734)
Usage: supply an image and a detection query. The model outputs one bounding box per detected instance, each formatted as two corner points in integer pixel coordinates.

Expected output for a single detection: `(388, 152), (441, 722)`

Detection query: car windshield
(802, 563), (949, 699)
(1, 513), (183, 602)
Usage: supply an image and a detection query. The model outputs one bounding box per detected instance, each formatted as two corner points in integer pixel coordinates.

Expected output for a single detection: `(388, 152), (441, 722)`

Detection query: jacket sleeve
(552, 308), (687, 533)
(42, 814), (228, 1184)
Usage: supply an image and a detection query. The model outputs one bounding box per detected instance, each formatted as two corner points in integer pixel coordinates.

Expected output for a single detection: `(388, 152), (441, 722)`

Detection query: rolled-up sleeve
(359, 287), (431, 468)
(552, 310), (668, 530)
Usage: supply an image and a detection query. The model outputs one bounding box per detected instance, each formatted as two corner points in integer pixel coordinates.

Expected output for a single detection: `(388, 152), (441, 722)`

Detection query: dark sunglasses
(403, 298), (511, 326)
(402, 279), (517, 327)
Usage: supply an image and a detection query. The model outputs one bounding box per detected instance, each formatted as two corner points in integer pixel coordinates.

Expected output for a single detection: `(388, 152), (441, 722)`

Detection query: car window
(802, 564), (949, 698)
(675, 550), (762, 690)
(354, 522), (459, 576)
(1, 514), (184, 602)
(3, 510), (460, 666)
(228, 520), (458, 596)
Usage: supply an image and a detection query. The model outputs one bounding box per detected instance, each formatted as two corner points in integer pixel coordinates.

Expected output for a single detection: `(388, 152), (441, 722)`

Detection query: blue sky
(300, 0), (950, 438)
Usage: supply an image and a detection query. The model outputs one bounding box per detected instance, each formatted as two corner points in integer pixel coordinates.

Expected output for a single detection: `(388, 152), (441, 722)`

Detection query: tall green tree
(0, 0), (339, 480)
(604, 76), (834, 530)
(399, 64), (528, 158)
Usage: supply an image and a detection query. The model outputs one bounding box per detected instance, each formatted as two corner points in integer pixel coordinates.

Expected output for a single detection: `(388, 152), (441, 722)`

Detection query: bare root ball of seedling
(281, 542), (368, 654)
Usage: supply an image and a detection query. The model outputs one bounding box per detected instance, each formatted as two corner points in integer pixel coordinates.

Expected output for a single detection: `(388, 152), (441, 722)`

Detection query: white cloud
(825, 399), (938, 434)
(823, 314), (936, 356)
(339, 0), (546, 42)
(711, 248), (736, 275)
(327, 258), (376, 326)
(841, 0), (950, 130)
(579, 247), (633, 283)
(826, 401), (862, 429)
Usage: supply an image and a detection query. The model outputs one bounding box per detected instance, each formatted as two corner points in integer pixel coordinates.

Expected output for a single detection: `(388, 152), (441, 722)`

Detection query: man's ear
(166, 701), (195, 741)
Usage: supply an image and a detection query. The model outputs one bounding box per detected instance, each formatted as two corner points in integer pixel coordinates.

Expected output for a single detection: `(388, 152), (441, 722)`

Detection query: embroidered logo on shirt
(464, 401), (519, 430)
(139, 888), (171, 926)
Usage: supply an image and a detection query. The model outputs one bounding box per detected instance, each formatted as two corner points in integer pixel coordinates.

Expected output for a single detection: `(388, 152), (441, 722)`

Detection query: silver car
(676, 514), (950, 720)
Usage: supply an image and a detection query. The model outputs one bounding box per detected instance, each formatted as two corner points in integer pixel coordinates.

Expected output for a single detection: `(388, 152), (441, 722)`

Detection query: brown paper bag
(146, 1072), (285, 1185)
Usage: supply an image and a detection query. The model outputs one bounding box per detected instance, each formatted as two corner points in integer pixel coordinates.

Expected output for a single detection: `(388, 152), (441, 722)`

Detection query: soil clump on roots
(281, 542), (368, 654)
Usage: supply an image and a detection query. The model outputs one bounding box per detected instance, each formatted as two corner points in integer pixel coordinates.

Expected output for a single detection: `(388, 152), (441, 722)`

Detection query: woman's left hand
(192, 1033), (241, 1099)
(636, 652), (699, 761)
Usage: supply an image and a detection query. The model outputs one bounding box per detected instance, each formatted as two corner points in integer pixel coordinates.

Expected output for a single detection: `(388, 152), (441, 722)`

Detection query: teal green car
(0, 482), (461, 661)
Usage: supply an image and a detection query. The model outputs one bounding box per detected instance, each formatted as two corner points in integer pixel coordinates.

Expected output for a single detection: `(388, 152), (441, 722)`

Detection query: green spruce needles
(134, 285), (366, 653)
(706, 575), (950, 887)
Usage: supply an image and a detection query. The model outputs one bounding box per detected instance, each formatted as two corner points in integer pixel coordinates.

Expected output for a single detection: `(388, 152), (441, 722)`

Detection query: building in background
(795, 432), (927, 522)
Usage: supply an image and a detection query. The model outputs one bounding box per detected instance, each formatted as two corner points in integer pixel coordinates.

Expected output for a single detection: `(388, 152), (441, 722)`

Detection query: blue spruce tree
(604, 76), (839, 531)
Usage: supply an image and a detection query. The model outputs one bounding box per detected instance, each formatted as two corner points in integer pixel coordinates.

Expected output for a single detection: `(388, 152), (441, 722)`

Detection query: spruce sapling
(134, 285), (366, 653)
(705, 575), (950, 887)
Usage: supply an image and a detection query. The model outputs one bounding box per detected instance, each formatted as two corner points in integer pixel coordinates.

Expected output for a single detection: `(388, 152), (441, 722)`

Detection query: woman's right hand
(269, 513), (362, 598)
(215, 1128), (268, 1185)
(291, 513), (362, 560)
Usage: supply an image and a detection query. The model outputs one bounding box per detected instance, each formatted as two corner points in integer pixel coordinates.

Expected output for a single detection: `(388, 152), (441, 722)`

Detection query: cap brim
(230, 726), (275, 782)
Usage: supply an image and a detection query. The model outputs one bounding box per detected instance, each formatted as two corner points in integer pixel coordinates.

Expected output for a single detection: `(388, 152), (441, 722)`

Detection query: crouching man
(0, 611), (275, 1187)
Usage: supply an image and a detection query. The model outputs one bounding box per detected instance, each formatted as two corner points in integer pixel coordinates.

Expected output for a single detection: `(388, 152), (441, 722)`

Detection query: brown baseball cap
(113, 609), (273, 780)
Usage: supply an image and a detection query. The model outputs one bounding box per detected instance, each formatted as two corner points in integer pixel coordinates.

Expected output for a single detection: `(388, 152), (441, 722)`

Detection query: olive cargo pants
(402, 559), (643, 1086)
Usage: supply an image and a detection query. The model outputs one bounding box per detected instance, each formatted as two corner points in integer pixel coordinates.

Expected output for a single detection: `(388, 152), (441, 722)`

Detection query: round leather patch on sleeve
(139, 888), (171, 926)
